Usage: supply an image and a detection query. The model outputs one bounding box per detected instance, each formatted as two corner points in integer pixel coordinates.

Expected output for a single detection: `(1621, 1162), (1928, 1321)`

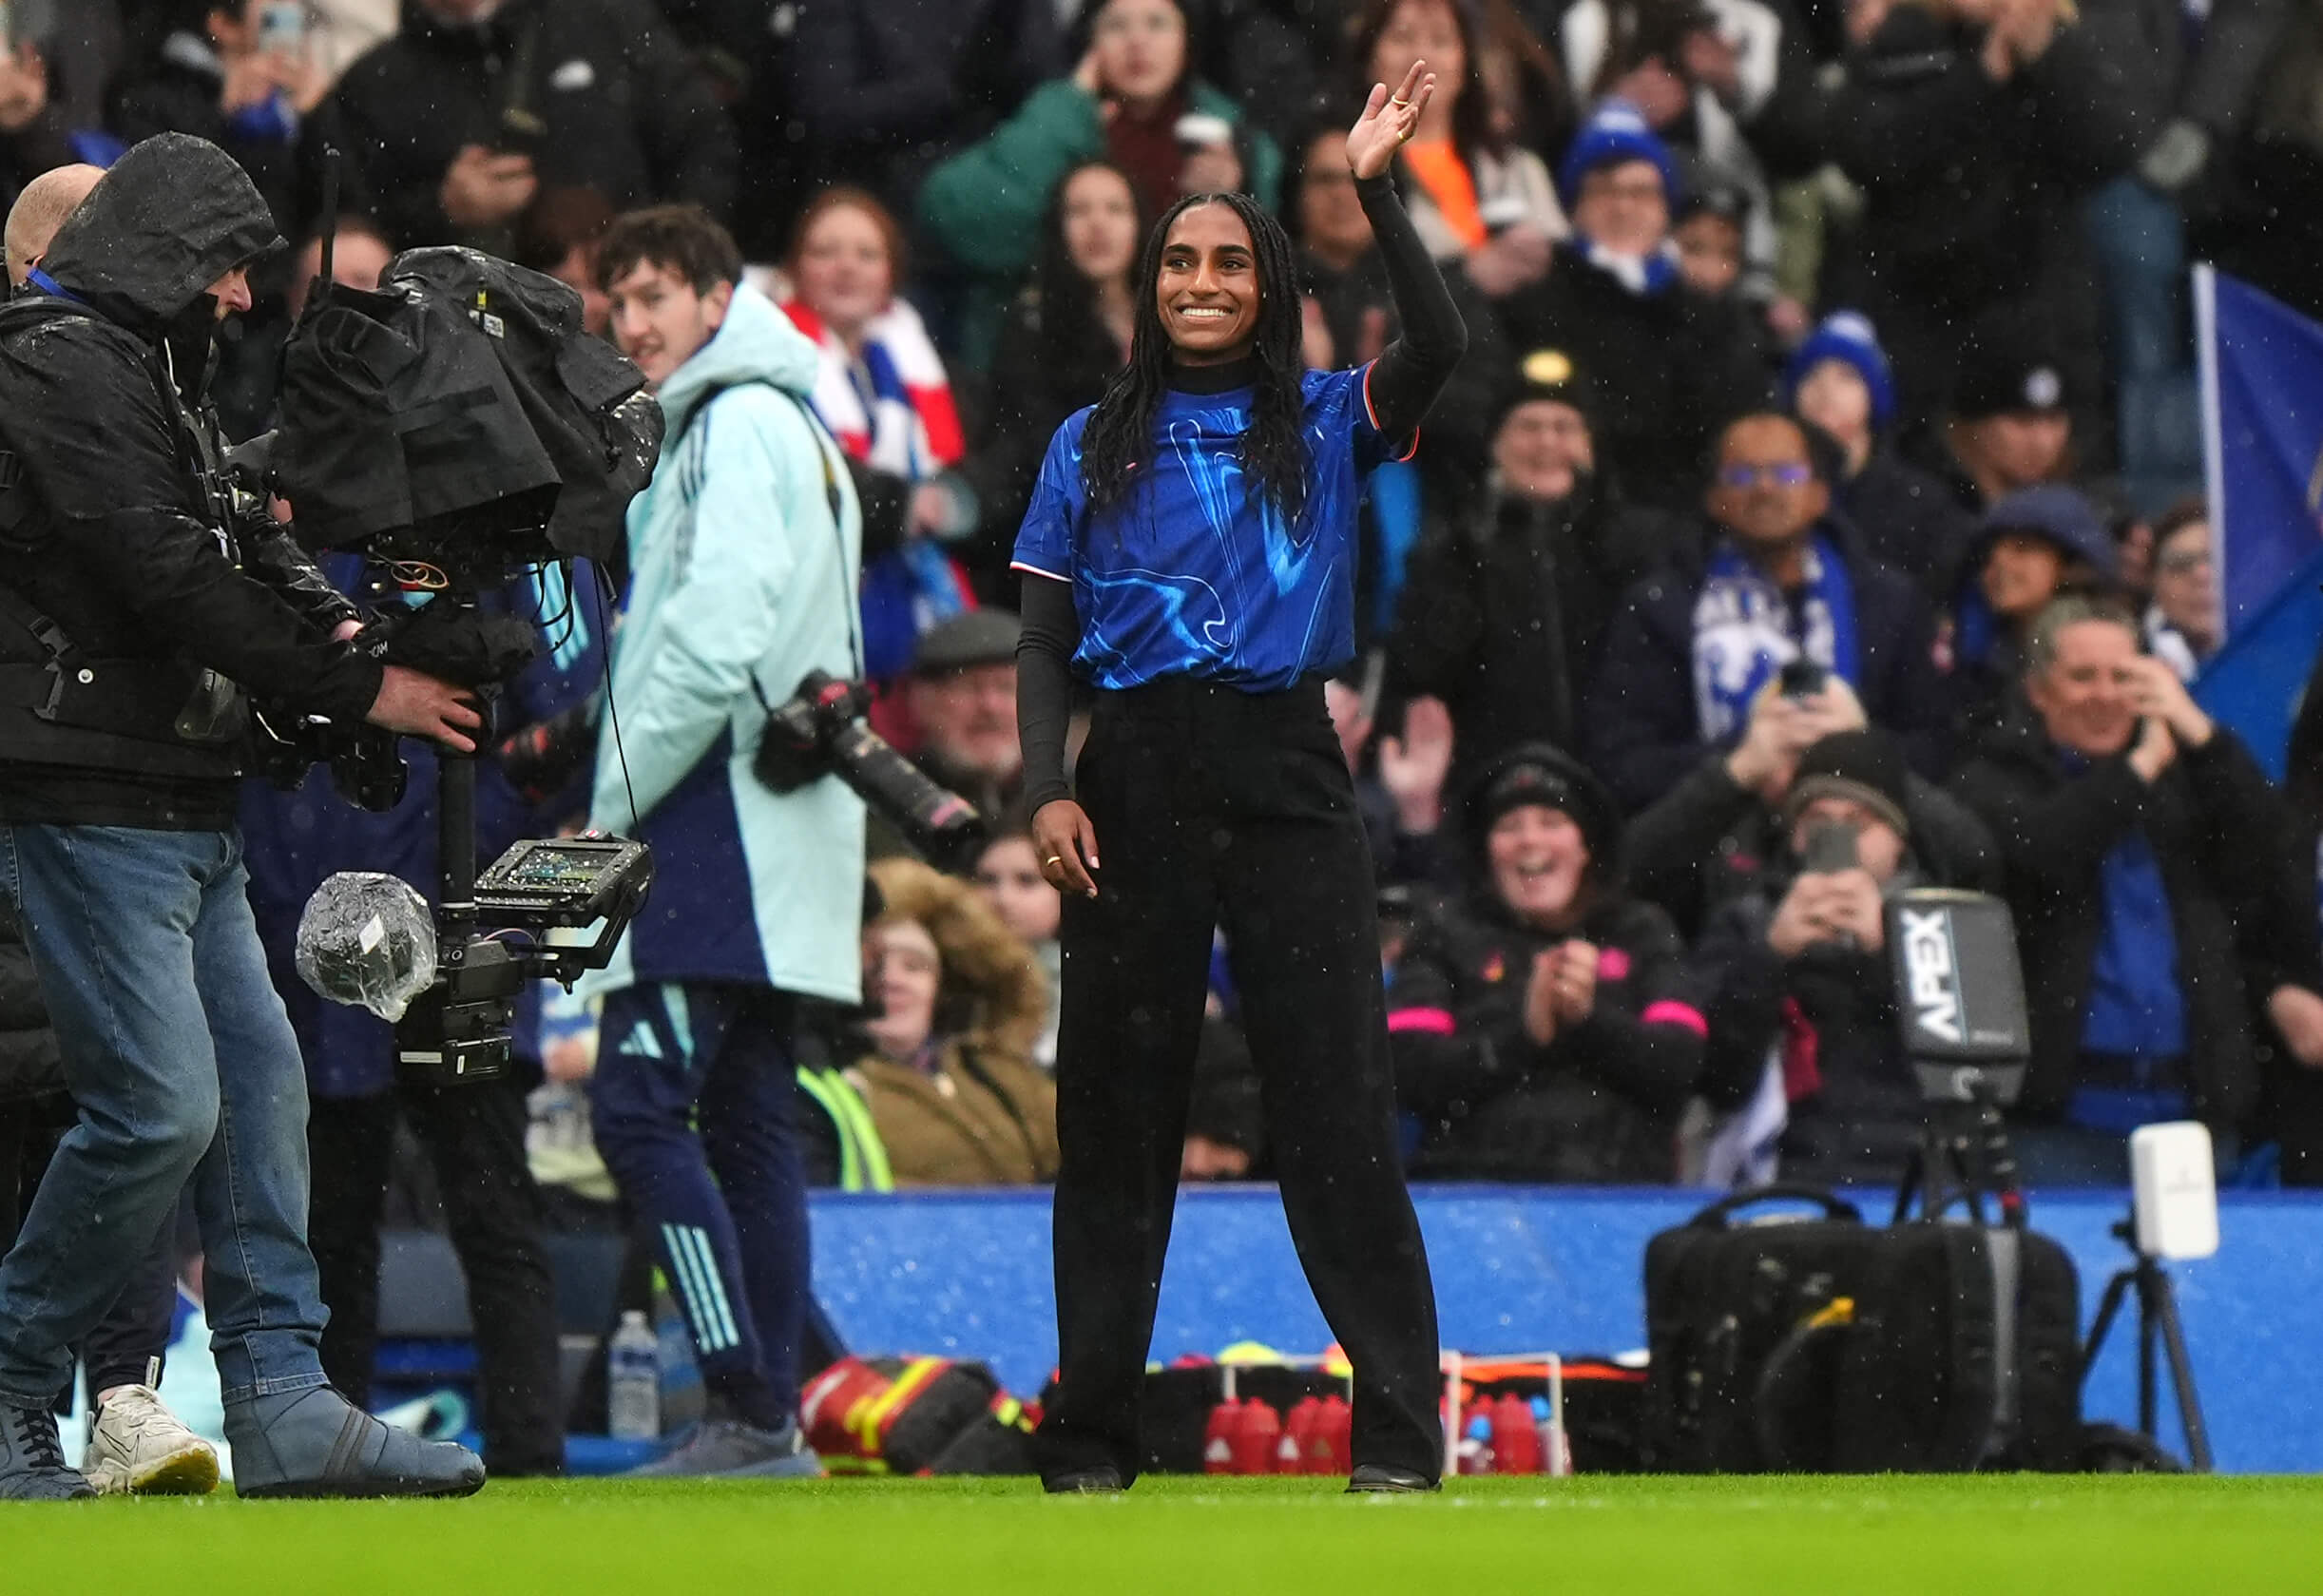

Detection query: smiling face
(1487, 804), (1591, 930)
(1061, 165), (1141, 287)
(793, 202), (894, 346)
(1091, 0), (1187, 109)
(607, 258), (731, 390)
(864, 917), (943, 1062)
(1493, 398), (1593, 502)
(1156, 202), (1260, 364)
(2026, 617), (2143, 758)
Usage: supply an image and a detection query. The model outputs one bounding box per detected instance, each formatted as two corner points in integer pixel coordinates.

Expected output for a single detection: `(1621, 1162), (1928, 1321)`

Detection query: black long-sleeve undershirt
(1015, 172), (1465, 815)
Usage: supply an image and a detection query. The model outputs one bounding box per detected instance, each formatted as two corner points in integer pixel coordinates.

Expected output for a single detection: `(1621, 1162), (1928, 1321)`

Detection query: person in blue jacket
(581, 202), (866, 1478)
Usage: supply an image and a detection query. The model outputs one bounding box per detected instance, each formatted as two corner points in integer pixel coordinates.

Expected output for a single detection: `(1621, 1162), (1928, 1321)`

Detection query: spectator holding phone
(327, 0), (736, 252)
(917, 0), (1281, 367)
(1696, 729), (1985, 1184)
(1585, 412), (1947, 815)
(109, 0), (331, 231)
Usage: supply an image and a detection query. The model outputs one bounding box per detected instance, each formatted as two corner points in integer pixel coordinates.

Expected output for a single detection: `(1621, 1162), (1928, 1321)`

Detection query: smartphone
(1800, 817), (1859, 875)
(257, 0), (305, 54)
(497, 106), (549, 162)
(1777, 657), (1828, 699)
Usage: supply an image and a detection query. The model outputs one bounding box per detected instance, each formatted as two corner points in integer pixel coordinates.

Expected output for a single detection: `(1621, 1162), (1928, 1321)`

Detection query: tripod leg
(2148, 1268), (2214, 1471)
(2137, 1271), (2159, 1438)
(2081, 1269), (2135, 1387)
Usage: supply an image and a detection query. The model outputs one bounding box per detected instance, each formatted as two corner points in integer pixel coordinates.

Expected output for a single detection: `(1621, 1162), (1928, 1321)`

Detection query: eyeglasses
(1716, 462), (1814, 490)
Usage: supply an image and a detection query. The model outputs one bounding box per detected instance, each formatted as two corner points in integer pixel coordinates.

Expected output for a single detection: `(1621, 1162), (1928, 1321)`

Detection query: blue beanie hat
(1558, 99), (1681, 209)
(1784, 311), (1898, 433)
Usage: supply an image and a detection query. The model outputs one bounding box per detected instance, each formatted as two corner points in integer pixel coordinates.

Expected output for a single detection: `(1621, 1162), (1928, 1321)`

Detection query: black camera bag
(1641, 1185), (2082, 1472)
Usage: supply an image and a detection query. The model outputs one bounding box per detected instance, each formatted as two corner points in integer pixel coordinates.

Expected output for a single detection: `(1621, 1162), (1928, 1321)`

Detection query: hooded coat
(581, 284), (867, 1005)
(0, 132), (379, 830)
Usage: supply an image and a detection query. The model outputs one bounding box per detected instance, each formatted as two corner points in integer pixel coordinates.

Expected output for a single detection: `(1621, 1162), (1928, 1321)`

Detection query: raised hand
(1347, 61), (1435, 183)
(1378, 695), (1454, 833)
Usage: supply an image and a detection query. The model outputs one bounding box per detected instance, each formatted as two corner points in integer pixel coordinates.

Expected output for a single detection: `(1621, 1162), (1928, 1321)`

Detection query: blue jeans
(0, 824), (330, 1409)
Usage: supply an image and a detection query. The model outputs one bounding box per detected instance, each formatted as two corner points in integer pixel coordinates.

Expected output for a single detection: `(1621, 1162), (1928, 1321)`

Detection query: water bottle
(607, 1310), (661, 1440)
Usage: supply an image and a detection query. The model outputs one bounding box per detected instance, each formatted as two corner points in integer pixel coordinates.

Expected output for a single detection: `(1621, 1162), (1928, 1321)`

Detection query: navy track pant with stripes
(591, 983), (808, 1429)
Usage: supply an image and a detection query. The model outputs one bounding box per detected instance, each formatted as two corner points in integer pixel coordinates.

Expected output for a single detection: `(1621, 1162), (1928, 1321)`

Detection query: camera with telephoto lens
(756, 670), (988, 870)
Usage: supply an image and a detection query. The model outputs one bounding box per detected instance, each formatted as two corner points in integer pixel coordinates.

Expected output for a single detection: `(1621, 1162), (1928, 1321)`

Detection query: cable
(587, 556), (642, 835)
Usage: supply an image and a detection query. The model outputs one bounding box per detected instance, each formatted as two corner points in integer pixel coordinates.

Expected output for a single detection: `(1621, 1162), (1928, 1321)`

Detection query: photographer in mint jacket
(582, 203), (866, 1478)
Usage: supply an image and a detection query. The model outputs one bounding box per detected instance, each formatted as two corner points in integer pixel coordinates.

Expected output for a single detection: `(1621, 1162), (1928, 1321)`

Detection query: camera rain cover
(274, 246), (663, 566)
(296, 872), (439, 1022)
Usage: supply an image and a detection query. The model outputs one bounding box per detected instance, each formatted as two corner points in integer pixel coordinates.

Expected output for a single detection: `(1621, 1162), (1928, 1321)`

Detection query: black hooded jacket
(0, 133), (381, 829)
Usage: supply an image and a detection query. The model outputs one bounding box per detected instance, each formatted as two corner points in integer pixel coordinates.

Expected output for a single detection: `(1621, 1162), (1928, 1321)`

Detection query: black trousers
(2, 1098), (178, 1402)
(1037, 677), (1443, 1484)
(307, 1078), (564, 1475)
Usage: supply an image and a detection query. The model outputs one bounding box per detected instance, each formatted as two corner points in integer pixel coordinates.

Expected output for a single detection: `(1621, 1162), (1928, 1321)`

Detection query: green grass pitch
(7, 1474), (2321, 1593)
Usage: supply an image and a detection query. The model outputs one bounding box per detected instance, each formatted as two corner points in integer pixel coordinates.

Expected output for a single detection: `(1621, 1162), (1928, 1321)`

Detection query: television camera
(254, 228), (664, 1085)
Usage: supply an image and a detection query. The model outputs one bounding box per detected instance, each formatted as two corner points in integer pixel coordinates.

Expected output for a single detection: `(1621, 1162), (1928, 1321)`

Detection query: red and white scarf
(781, 298), (964, 480)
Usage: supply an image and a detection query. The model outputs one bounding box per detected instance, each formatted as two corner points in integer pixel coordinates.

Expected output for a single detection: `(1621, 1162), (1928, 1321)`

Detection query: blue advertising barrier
(810, 1184), (2323, 1474)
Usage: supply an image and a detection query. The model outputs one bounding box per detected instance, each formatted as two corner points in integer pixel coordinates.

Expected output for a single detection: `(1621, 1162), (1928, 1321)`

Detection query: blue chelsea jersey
(1010, 364), (1409, 691)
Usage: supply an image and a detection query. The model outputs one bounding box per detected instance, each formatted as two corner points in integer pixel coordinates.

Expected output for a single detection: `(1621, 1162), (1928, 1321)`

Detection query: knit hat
(1782, 729), (1910, 842)
(1463, 742), (1623, 876)
(1493, 346), (1603, 439)
(1952, 304), (2073, 421)
(1784, 310), (1898, 433)
(1557, 99), (1681, 209)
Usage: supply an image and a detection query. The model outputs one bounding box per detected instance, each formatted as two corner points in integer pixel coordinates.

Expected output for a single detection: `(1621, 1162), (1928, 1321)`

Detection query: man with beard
(898, 609), (1025, 850)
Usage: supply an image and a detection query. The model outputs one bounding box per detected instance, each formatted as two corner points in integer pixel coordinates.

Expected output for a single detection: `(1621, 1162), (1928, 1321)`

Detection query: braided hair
(1078, 190), (1312, 527)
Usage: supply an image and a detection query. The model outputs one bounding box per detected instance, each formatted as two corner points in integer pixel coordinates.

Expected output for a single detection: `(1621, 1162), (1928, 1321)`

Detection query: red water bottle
(1492, 1394), (1544, 1474)
(1203, 1399), (1240, 1474)
(1279, 1397), (1319, 1474)
(1230, 1398), (1282, 1475)
(1313, 1394), (1353, 1476)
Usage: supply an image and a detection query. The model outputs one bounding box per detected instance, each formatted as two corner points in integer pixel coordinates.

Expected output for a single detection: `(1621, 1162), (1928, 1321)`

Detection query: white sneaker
(84, 1385), (219, 1496)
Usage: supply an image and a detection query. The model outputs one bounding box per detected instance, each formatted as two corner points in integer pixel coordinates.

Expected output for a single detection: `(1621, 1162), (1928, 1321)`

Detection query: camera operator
(0, 133), (483, 1501)
(582, 203), (864, 1477)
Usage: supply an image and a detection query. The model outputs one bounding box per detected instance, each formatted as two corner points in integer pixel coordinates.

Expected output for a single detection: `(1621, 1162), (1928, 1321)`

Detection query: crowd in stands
(8, 0), (2323, 1205)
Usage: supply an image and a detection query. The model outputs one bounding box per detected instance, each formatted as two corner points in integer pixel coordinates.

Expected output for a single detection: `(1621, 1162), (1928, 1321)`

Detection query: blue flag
(2190, 268), (2323, 778)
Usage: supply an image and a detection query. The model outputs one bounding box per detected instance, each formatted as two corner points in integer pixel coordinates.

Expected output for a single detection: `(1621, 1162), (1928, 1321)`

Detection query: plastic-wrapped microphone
(295, 871), (439, 1022)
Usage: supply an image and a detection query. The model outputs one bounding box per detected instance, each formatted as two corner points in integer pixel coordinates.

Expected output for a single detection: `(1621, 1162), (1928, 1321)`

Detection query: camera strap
(678, 380), (864, 709)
